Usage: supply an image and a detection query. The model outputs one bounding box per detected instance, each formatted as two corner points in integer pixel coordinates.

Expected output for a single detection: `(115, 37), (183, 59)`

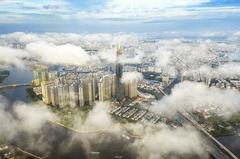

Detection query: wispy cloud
(71, 0), (240, 22)
(0, 0), (72, 23)
(73, 0), (208, 20)
(0, 0), (240, 25)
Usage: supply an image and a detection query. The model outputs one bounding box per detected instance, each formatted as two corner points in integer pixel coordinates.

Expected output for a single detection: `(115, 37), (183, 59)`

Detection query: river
(0, 66), (33, 104)
(217, 135), (240, 158)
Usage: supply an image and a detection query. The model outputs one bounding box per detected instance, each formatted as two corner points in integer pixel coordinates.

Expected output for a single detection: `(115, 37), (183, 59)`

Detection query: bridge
(0, 83), (32, 90)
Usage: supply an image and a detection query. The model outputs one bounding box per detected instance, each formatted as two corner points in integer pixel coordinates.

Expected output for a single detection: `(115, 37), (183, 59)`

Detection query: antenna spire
(117, 39), (123, 56)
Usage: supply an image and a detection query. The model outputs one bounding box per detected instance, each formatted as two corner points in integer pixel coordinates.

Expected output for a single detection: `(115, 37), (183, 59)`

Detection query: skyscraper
(98, 81), (104, 102)
(82, 78), (94, 106)
(130, 79), (138, 98)
(41, 81), (52, 104)
(57, 85), (65, 108)
(69, 83), (78, 108)
(111, 74), (116, 97)
(32, 65), (48, 86)
(115, 42), (125, 101)
(126, 79), (138, 98)
(78, 84), (85, 107)
(50, 85), (58, 106)
(98, 75), (112, 101)
(63, 84), (70, 107)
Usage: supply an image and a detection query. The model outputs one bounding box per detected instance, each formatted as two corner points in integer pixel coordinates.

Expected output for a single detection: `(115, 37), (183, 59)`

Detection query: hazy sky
(0, 0), (240, 33)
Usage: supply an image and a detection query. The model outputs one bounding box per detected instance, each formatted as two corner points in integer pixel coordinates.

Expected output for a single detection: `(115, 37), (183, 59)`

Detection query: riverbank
(217, 135), (240, 158)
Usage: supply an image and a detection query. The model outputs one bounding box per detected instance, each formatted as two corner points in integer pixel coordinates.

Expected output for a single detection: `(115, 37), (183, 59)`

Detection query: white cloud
(201, 31), (227, 37)
(0, 95), (210, 158)
(0, 32), (239, 71)
(70, 101), (208, 158)
(85, 102), (113, 129)
(1, 0), (240, 23)
(1, 32), (41, 43)
(76, 0), (210, 19)
(121, 71), (143, 83)
(106, 0), (209, 10)
(0, 32), (143, 67)
(26, 41), (92, 66)
(183, 63), (240, 79)
(0, 32), (82, 44)
(233, 31), (240, 37)
(73, 0), (240, 22)
(154, 48), (173, 67)
(0, 0), (71, 15)
(132, 126), (207, 159)
(119, 49), (145, 64)
(0, 96), (58, 152)
(153, 39), (239, 73)
(14, 102), (58, 134)
(98, 48), (117, 63)
(0, 46), (30, 68)
(227, 31), (240, 41)
(152, 81), (240, 114)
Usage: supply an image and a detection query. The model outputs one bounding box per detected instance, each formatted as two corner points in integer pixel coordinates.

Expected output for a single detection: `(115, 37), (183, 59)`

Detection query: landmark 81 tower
(115, 42), (125, 101)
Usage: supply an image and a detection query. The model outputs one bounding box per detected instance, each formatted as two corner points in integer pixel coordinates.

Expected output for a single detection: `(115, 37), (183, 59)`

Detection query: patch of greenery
(50, 106), (93, 128)
(0, 70), (10, 83)
(206, 112), (240, 137)
(26, 88), (40, 102)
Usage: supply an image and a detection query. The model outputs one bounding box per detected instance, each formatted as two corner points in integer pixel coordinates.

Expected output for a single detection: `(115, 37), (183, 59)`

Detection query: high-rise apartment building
(124, 79), (138, 98)
(111, 74), (116, 97)
(41, 81), (52, 104)
(32, 65), (48, 86)
(98, 74), (117, 101)
(78, 84), (85, 107)
(69, 83), (79, 108)
(128, 79), (138, 98)
(57, 85), (65, 108)
(50, 86), (58, 106)
(39, 66), (139, 108)
(82, 78), (94, 106)
(98, 81), (104, 102)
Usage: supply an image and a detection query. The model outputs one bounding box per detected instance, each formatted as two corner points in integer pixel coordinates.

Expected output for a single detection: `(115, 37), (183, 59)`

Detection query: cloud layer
(26, 42), (91, 66)
(121, 72), (143, 83)
(0, 46), (30, 68)
(0, 96), (209, 159)
(0, 32), (239, 80)
(152, 81), (240, 115)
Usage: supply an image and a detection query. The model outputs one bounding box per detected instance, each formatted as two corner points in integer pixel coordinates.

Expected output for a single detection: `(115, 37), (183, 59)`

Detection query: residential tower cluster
(32, 45), (138, 108)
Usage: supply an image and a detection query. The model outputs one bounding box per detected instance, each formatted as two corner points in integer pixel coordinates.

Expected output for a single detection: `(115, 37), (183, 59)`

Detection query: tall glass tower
(115, 42), (125, 101)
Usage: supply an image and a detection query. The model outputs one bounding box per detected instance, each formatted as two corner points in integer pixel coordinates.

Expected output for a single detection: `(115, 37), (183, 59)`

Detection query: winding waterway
(0, 66), (33, 103)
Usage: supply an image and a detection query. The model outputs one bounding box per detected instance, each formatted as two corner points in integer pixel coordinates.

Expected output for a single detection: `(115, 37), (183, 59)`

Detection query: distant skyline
(0, 0), (240, 33)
